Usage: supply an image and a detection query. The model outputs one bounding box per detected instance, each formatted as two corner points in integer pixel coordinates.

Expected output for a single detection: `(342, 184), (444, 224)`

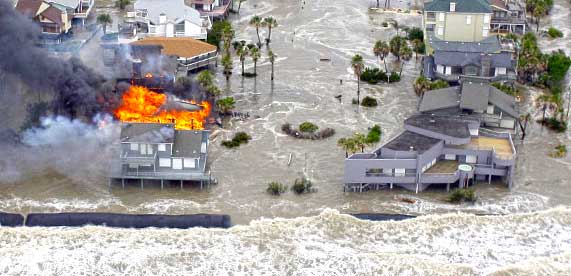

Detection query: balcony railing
(121, 151), (158, 163)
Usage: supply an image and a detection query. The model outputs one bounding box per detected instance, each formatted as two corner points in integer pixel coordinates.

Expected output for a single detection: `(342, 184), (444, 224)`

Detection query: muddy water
(0, 0), (570, 227)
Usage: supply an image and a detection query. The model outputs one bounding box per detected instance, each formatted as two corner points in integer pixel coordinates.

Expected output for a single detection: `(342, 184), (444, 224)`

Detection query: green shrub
(491, 82), (519, 96)
(221, 131), (252, 148)
(389, 72), (401, 82)
(366, 124), (382, 143)
(207, 20), (232, 48)
(299, 122), (319, 133)
(430, 80), (449, 90)
(549, 144), (568, 158)
(547, 50), (571, 85)
(360, 96), (378, 107)
(407, 27), (424, 41)
(547, 27), (563, 38)
(448, 188), (476, 203)
(267, 182), (287, 195)
(360, 67), (388, 84)
(291, 177), (313, 194)
(542, 117), (568, 132)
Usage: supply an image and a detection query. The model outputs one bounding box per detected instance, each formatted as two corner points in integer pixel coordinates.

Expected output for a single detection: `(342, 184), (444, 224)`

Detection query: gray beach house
(343, 114), (516, 193)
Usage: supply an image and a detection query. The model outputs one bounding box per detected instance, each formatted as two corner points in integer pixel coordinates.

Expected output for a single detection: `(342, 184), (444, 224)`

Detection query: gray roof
(405, 114), (472, 139)
(489, 86), (517, 117)
(429, 35), (502, 53)
(460, 81), (490, 111)
(425, 0), (492, 13)
(418, 86), (460, 112)
(134, 0), (202, 26)
(418, 80), (518, 117)
(172, 130), (208, 158)
(120, 123), (175, 143)
(383, 131), (441, 153)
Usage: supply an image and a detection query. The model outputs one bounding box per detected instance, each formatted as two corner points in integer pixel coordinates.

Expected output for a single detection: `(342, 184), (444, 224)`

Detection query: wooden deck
(468, 136), (513, 157)
(425, 160), (458, 174)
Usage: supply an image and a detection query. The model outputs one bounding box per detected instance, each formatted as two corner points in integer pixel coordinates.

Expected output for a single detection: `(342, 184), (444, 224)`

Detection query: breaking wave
(1, 208), (570, 275)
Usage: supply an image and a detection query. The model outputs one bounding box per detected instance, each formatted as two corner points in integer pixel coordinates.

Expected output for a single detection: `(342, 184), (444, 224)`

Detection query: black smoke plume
(0, 0), (105, 118)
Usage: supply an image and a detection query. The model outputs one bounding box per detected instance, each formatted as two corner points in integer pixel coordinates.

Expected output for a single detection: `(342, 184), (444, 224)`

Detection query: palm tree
(196, 70), (214, 87)
(388, 19), (400, 36)
(216, 97), (236, 115)
(96, 14), (112, 34)
(236, 43), (249, 75)
(250, 46), (261, 75)
(337, 138), (357, 158)
(221, 54), (233, 80)
(398, 44), (412, 77)
(351, 54), (364, 105)
(353, 133), (367, 153)
(390, 36), (405, 60)
(262, 17), (278, 45)
(268, 50), (276, 81)
(534, 3), (545, 32)
(221, 26), (234, 55)
(115, 0), (131, 10)
(237, 0), (246, 14)
(411, 39), (423, 60)
(373, 40), (390, 73)
(249, 15), (263, 47)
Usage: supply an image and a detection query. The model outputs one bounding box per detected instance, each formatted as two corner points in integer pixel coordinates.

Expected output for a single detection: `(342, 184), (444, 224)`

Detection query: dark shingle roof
(405, 114), (472, 139)
(489, 86), (517, 117)
(172, 130), (208, 158)
(429, 35), (502, 53)
(418, 86), (460, 112)
(460, 81), (490, 111)
(382, 131), (441, 153)
(120, 123), (175, 143)
(425, 0), (492, 13)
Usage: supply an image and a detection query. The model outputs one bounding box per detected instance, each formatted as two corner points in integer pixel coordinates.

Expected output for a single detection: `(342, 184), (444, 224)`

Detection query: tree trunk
(238, 2), (242, 13)
(271, 62), (274, 80)
(376, 0), (379, 8)
(536, 17), (540, 32)
(399, 61), (405, 77)
(241, 61), (245, 75)
(256, 28), (262, 47)
(345, 151), (348, 158)
(267, 26), (272, 44)
(357, 76), (360, 104)
(254, 61), (257, 75)
(103, 24), (107, 34)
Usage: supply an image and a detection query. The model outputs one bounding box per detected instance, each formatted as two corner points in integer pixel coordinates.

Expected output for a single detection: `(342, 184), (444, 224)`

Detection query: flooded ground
(0, 0), (570, 226)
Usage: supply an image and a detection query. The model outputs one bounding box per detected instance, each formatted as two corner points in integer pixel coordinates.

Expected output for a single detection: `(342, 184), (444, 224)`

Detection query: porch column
(140, 179), (144, 191)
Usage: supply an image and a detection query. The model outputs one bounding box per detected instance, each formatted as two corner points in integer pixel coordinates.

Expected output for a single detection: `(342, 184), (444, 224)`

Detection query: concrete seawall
(351, 213), (416, 221)
(0, 212), (25, 226)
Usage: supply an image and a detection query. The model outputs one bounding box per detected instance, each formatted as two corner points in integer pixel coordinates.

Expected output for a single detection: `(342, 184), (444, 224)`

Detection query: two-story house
(16, 0), (73, 43)
(121, 0), (211, 42)
(489, 0), (527, 34)
(418, 77), (519, 131)
(187, 0), (232, 19)
(110, 123), (213, 189)
(47, 0), (94, 26)
(344, 114), (516, 193)
(423, 0), (518, 83)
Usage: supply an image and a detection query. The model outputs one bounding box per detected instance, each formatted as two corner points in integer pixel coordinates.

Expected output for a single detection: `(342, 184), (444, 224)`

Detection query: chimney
(481, 54), (492, 77)
(159, 13), (167, 24)
(450, 2), (456, 12)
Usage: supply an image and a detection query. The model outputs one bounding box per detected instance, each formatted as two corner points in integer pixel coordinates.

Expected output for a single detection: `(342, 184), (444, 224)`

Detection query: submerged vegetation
(222, 132), (252, 148)
(337, 125), (382, 157)
(547, 27), (563, 39)
(448, 189), (476, 203)
(549, 144), (568, 158)
(267, 182), (288, 195)
(291, 177), (314, 194)
(282, 123), (335, 140)
(413, 76), (449, 96)
(360, 96), (378, 107)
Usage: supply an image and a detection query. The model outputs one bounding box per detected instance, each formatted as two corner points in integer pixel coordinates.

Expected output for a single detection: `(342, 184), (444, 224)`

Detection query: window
(466, 155), (477, 164)
(487, 105), (495, 114)
(439, 13), (445, 22)
(427, 12), (436, 21)
(172, 158), (183, 170)
(464, 66), (478, 76)
(426, 23), (435, 32)
(437, 26), (444, 36)
(445, 66), (452, 75)
(158, 144), (166, 152)
(159, 158), (171, 167)
(436, 64), (444, 74)
(445, 154), (456, 160)
(394, 168), (406, 176)
(130, 143), (138, 151)
(183, 158), (197, 168)
(466, 15), (472, 24)
(450, 2), (456, 12)
(469, 128), (479, 136)
(495, 67), (507, 76)
(175, 22), (185, 33)
(484, 14), (490, 23)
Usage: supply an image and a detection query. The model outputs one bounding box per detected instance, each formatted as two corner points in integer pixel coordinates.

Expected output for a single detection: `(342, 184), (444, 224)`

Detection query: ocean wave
(1, 208), (570, 275)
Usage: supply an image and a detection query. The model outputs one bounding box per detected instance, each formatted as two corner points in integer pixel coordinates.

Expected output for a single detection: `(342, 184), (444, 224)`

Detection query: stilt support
(122, 178), (125, 189)
(180, 180), (183, 190)
(161, 179), (164, 190)
(140, 179), (144, 191)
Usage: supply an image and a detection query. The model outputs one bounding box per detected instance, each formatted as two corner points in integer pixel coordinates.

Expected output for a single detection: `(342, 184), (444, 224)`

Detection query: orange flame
(145, 73), (153, 78)
(114, 86), (211, 130)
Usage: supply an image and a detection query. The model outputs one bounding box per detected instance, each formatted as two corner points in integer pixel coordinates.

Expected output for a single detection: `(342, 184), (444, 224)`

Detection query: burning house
(109, 85), (214, 189)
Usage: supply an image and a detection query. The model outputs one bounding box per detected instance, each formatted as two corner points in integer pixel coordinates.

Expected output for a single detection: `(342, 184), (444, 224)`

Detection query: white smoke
(0, 114), (120, 184)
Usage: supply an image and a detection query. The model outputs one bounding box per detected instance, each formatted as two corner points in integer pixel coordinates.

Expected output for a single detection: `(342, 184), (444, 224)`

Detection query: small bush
(549, 144), (568, 158)
(360, 96), (378, 107)
(491, 82), (519, 96)
(360, 67), (388, 84)
(299, 122), (319, 133)
(366, 124), (382, 143)
(389, 71), (401, 82)
(547, 27), (564, 38)
(448, 188), (476, 203)
(382, 22), (388, 27)
(291, 177), (313, 194)
(242, 72), (257, 78)
(541, 117), (568, 133)
(222, 131), (252, 148)
(282, 122), (335, 140)
(267, 182), (287, 195)
(407, 27), (424, 41)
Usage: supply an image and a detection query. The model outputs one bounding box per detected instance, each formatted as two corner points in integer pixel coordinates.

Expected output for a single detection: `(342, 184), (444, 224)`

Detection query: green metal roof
(425, 0), (492, 13)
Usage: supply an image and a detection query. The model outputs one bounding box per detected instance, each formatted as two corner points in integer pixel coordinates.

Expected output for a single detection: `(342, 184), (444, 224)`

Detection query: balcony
(121, 151), (157, 165)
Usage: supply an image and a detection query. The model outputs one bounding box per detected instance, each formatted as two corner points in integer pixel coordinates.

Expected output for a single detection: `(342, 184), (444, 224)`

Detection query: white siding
(484, 14), (490, 23)
(184, 20), (202, 37)
(394, 168), (406, 176)
(439, 12), (445, 21)
(183, 158), (196, 168)
(437, 26), (444, 36)
(466, 155), (477, 164)
(158, 144), (166, 152)
(166, 22), (174, 37)
(466, 15), (471, 25)
(159, 158), (171, 167)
